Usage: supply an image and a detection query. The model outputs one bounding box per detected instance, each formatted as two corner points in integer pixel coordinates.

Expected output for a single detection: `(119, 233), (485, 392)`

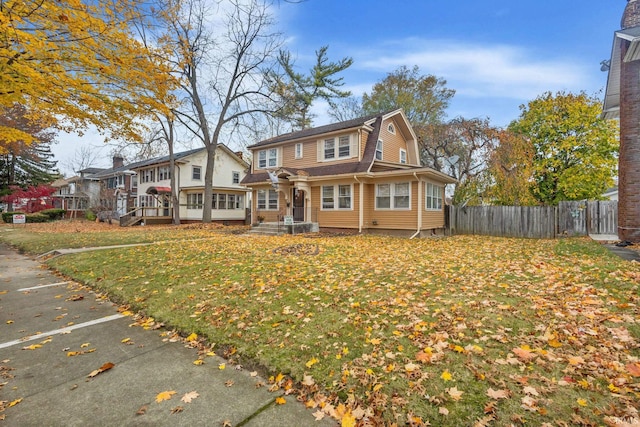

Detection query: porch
(248, 220), (319, 236)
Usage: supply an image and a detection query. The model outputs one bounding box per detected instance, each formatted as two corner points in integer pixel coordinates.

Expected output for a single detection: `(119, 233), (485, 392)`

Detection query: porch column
(416, 177), (423, 231)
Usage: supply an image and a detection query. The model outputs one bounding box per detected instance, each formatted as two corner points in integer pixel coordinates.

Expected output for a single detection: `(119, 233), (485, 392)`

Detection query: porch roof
(146, 186), (172, 194)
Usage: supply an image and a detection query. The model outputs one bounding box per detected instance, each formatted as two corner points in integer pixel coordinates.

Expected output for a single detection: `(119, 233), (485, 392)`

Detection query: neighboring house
(127, 145), (249, 225)
(92, 156), (137, 217)
(51, 168), (104, 218)
(603, 186), (619, 201)
(240, 109), (457, 236)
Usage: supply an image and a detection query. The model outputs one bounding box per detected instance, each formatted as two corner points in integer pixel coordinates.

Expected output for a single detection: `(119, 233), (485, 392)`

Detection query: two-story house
(241, 109), (456, 236)
(51, 167), (104, 218)
(127, 145), (250, 224)
(92, 156), (137, 218)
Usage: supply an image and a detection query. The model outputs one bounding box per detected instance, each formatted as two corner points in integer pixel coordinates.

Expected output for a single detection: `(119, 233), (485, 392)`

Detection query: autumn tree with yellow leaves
(0, 0), (177, 154)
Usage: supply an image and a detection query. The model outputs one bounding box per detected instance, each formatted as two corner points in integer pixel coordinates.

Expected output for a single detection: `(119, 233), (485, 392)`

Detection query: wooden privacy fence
(447, 200), (618, 239)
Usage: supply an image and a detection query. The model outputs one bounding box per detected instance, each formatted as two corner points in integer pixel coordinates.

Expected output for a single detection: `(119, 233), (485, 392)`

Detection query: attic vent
(387, 124), (395, 134)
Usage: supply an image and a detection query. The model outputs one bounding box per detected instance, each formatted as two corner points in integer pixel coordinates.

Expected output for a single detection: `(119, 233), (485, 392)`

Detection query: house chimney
(113, 155), (124, 169)
(618, 0), (640, 242)
(623, 0), (640, 28)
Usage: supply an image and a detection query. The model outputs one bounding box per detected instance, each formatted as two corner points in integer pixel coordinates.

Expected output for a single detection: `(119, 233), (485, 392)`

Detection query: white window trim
(295, 143), (303, 159)
(186, 193), (203, 210)
(232, 171), (240, 184)
(375, 182), (412, 210)
(320, 184), (353, 211)
(320, 135), (352, 161)
(256, 148), (279, 170)
(387, 123), (395, 134)
(425, 183), (444, 211)
(257, 189), (279, 211)
(192, 166), (202, 181)
(399, 149), (407, 164)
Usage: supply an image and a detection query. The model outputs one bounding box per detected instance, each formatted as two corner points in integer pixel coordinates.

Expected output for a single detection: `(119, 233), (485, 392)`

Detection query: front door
(293, 189), (304, 222)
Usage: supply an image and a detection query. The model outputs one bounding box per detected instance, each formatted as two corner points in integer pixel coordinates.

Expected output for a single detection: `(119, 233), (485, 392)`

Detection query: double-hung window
(295, 143), (303, 159)
(257, 189), (278, 210)
(321, 185), (352, 210)
(257, 149), (278, 169)
(376, 182), (411, 210)
(338, 136), (350, 158)
(394, 183), (410, 208)
(232, 171), (240, 184)
(218, 194), (227, 210)
(338, 185), (351, 209)
(425, 183), (443, 210)
(324, 136), (350, 161)
(192, 166), (201, 180)
(324, 139), (335, 160)
(400, 149), (407, 164)
(322, 186), (334, 209)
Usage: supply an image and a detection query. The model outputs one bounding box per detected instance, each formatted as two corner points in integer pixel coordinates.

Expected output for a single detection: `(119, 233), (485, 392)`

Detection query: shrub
(39, 208), (66, 220)
(25, 213), (48, 223)
(85, 210), (96, 221)
(2, 212), (25, 223)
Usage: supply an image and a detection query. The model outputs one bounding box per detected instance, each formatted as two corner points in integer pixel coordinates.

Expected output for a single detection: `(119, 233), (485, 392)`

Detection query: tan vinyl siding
(364, 181), (419, 230)
(422, 210), (445, 229)
(312, 182), (359, 228)
(422, 182), (446, 229)
(380, 118), (409, 164)
(360, 130), (369, 157)
(281, 139), (319, 169)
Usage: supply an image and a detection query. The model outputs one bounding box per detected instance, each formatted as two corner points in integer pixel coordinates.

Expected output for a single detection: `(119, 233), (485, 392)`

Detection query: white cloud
(355, 38), (590, 100)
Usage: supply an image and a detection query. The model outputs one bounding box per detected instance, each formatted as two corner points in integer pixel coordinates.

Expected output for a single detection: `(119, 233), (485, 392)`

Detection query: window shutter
(351, 137), (358, 158)
(317, 140), (323, 161)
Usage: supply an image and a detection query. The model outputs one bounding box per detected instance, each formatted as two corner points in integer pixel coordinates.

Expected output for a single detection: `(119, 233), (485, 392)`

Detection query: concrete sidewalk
(0, 243), (334, 426)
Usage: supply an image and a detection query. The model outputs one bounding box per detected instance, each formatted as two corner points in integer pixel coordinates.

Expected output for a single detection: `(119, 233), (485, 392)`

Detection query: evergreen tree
(0, 104), (60, 196)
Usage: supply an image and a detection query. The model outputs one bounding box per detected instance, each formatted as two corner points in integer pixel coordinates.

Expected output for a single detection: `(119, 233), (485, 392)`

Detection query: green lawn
(2, 222), (639, 426)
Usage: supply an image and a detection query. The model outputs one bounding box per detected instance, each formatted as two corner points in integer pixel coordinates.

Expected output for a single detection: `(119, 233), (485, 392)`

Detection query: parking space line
(17, 282), (68, 292)
(0, 314), (125, 349)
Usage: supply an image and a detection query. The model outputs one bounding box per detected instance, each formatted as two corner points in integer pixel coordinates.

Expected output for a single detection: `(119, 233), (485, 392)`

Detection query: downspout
(354, 175), (364, 233)
(410, 172), (422, 239)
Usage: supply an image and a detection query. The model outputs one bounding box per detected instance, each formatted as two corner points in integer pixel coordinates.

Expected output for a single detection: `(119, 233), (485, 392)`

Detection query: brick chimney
(113, 155), (124, 169)
(619, 0), (640, 242)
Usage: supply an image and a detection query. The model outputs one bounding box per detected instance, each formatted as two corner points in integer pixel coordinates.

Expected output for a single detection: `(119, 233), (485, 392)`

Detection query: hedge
(2, 212), (52, 223)
(39, 208), (66, 220)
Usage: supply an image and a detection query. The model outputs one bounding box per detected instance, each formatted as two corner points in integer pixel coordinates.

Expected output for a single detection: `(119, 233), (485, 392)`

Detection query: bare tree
(327, 96), (364, 123)
(62, 145), (105, 176)
(157, 0), (282, 223)
(421, 117), (498, 205)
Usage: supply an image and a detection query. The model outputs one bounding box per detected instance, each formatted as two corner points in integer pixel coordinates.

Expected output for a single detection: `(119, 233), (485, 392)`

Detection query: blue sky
(276, 0), (623, 127)
(54, 1), (624, 174)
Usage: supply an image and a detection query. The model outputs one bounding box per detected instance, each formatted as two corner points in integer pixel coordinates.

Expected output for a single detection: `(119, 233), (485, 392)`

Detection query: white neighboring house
(128, 145), (249, 224)
(602, 186), (619, 201)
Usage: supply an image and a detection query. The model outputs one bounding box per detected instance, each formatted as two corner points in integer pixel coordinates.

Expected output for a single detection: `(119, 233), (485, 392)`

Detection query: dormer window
(322, 135), (351, 161)
(388, 123), (395, 134)
(375, 140), (383, 160)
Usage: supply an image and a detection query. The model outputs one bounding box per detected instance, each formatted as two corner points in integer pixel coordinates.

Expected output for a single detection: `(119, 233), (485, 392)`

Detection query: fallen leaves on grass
(37, 229), (640, 426)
